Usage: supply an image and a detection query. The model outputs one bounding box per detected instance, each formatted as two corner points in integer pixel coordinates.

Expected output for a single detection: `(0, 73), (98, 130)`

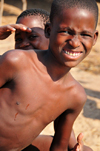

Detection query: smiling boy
(0, 8), (49, 50)
(0, 8), (93, 151)
(0, 0), (98, 150)
(15, 8), (49, 50)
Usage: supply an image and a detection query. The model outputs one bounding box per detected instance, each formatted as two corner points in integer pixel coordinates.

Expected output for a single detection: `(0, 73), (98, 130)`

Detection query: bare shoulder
(0, 49), (36, 87)
(71, 77), (87, 107)
(0, 49), (25, 64)
(0, 49), (35, 69)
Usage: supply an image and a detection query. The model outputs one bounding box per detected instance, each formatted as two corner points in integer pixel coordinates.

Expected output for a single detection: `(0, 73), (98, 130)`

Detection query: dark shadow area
(96, 0), (100, 2)
(83, 98), (100, 120)
(5, 0), (22, 9)
(4, 0), (52, 12)
(3, 13), (17, 16)
(22, 144), (40, 151)
(85, 88), (100, 100)
(82, 88), (100, 120)
(2, 0), (52, 16)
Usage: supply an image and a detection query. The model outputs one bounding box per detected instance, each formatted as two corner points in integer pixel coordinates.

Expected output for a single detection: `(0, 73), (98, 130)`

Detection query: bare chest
(0, 68), (73, 150)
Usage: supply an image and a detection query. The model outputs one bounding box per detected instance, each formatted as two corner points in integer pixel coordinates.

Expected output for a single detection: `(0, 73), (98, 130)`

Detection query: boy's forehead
(60, 7), (95, 18)
(54, 7), (96, 28)
(17, 15), (44, 29)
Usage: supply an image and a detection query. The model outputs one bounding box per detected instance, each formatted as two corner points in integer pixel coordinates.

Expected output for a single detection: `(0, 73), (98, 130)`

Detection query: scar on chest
(25, 104), (30, 110)
(16, 102), (20, 105)
(14, 112), (18, 121)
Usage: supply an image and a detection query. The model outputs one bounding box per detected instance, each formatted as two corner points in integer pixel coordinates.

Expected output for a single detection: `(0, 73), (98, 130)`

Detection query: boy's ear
(45, 23), (51, 38)
(93, 30), (98, 45)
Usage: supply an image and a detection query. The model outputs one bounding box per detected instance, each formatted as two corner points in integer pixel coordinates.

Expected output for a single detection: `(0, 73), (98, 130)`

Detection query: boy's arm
(0, 24), (32, 40)
(68, 129), (77, 150)
(50, 86), (87, 151)
(54, 119), (77, 149)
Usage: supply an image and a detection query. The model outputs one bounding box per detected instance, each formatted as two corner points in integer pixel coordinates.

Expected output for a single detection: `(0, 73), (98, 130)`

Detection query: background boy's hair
(16, 8), (50, 27)
(50, 0), (98, 27)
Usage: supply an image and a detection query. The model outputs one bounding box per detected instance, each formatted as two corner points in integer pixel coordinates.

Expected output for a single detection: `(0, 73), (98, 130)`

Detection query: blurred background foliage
(3, 0), (53, 15)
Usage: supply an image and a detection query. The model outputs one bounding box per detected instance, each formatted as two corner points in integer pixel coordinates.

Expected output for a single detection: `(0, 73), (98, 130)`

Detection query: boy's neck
(40, 49), (71, 81)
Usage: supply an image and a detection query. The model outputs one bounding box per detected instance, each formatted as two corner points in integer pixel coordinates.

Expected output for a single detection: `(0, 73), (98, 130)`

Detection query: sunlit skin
(49, 7), (98, 68)
(15, 15), (49, 50)
(0, 14), (79, 150)
(0, 7), (98, 151)
(0, 13), (89, 151)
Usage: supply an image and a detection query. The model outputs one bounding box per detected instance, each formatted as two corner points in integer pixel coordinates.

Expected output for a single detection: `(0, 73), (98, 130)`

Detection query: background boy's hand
(0, 24), (32, 40)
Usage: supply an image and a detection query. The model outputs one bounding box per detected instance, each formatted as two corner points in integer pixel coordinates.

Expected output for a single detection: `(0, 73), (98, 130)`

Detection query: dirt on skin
(0, 2), (100, 151)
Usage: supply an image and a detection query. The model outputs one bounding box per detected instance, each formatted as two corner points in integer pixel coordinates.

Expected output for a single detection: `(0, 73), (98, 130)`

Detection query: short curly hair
(16, 8), (50, 27)
(50, 0), (98, 28)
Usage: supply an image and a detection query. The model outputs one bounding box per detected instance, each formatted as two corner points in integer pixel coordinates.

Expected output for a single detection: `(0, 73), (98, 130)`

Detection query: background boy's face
(48, 7), (98, 68)
(15, 15), (49, 50)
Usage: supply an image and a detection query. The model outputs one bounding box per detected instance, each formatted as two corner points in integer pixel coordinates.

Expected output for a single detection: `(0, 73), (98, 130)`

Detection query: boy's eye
(28, 34), (38, 40)
(59, 30), (74, 35)
(81, 33), (92, 38)
(15, 38), (22, 43)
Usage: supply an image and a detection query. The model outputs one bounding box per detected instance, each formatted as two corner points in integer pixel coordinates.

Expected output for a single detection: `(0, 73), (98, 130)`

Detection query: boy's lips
(63, 49), (82, 57)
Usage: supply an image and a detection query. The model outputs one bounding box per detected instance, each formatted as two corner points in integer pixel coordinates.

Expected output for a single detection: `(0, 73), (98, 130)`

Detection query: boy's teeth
(64, 50), (80, 56)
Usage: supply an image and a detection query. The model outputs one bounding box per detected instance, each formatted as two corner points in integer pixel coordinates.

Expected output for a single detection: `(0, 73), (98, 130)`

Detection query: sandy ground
(0, 2), (100, 151)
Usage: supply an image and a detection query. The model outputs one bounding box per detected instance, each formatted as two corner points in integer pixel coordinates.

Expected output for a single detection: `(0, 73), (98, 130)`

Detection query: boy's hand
(0, 24), (32, 40)
(73, 133), (84, 151)
(73, 133), (93, 151)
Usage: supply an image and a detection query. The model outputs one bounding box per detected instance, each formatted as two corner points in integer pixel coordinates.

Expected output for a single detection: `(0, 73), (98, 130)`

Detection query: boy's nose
(20, 40), (30, 48)
(68, 35), (80, 48)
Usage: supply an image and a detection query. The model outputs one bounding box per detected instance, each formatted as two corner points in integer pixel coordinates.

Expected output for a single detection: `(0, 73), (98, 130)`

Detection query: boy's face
(48, 7), (98, 68)
(15, 15), (49, 50)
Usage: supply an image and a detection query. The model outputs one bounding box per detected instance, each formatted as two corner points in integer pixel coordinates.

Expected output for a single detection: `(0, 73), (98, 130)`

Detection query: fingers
(0, 24), (32, 40)
(73, 133), (84, 151)
(6, 25), (16, 34)
(0, 25), (16, 40)
(10, 24), (32, 33)
(3, 24), (32, 33)
(77, 133), (84, 146)
(75, 133), (84, 151)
